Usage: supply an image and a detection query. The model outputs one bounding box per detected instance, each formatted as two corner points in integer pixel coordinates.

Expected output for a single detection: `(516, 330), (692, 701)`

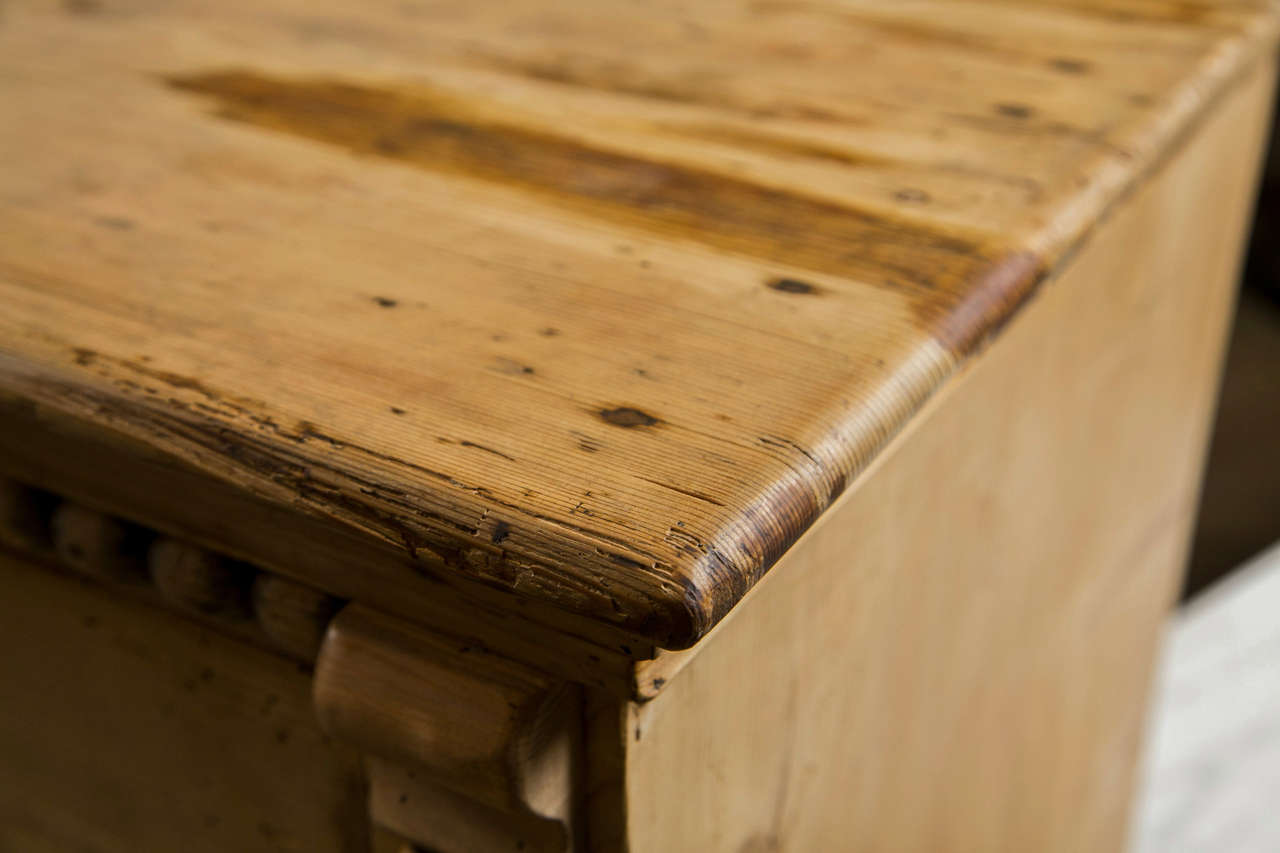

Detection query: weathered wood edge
(630, 32), (1280, 693)
(2, 18), (1277, 653)
(0, 406), (652, 693)
(664, 20), (1280, 648)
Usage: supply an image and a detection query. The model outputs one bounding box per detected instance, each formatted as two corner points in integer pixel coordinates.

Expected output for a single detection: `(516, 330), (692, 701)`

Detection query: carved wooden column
(314, 605), (580, 852)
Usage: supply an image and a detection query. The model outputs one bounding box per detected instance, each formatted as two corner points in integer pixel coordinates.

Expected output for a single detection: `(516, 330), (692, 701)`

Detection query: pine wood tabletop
(1, 0), (1276, 647)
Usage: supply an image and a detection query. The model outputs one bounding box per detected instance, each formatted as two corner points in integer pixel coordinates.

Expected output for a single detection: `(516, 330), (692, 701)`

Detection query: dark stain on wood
(767, 277), (820, 295)
(459, 440), (517, 462)
(493, 357), (536, 376)
(63, 0), (103, 15)
(931, 250), (1045, 355)
(86, 67), (1079, 649)
(598, 407), (660, 428)
(389, 406), (406, 415)
(94, 215), (135, 230)
(165, 70), (1005, 304)
(491, 520), (511, 544)
(1048, 57), (1091, 74)
(372, 296), (398, 308)
(994, 102), (1035, 119)
(637, 477), (726, 507)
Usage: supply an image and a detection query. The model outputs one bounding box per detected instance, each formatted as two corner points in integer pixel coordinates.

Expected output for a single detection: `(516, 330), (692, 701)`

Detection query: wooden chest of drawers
(1, 1), (1277, 850)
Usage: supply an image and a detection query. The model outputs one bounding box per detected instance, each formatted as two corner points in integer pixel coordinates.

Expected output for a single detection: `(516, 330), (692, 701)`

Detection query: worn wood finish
(0, 4), (1276, 851)
(2, 0), (1277, 647)
(314, 605), (579, 851)
(617, 55), (1276, 853)
(0, 404), (654, 691)
(0, 549), (370, 853)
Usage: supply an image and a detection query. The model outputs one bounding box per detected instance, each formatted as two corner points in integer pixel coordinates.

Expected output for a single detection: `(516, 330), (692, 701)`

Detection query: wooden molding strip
(0, 475), (342, 663)
(0, 397), (655, 692)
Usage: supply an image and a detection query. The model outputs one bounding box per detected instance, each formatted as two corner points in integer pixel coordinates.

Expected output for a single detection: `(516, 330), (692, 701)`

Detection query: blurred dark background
(1183, 95), (1280, 600)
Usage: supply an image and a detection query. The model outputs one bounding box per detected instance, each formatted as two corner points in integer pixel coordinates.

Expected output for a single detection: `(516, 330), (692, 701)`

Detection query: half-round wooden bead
(148, 538), (251, 616)
(50, 502), (147, 581)
(252, 573), (343, 661)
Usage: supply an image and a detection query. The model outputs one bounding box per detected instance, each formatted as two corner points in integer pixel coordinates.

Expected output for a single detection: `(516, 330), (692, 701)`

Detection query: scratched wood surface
(0, 0), (1276, 648)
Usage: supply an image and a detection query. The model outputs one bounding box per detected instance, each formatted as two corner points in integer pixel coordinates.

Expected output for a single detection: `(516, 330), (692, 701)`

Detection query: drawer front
(0, 550), (369, 853)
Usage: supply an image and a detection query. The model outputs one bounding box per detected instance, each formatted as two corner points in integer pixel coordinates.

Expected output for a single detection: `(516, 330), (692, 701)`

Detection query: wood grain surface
(616, 55), (1275, 852)
(0, 0), (1276, 647)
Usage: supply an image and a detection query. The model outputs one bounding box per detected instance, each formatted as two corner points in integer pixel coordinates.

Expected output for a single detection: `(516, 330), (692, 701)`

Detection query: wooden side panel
(621, 57), (1276, 853)
(0, 551), (369, 853)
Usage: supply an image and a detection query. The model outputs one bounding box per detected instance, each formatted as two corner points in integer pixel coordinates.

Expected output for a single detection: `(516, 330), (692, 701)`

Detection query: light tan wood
(616, 54), (1277, 853)
(0, 548), (370, 853)
(1, 0), (1276, 647)
(314, 605), (579, 850)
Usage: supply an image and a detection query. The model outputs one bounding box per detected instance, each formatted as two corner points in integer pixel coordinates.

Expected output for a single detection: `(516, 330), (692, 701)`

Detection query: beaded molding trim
(0, 476), (343, 663)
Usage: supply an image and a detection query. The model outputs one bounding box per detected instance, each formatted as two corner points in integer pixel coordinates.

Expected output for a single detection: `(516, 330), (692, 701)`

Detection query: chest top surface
(0, 0), (1275, 647)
